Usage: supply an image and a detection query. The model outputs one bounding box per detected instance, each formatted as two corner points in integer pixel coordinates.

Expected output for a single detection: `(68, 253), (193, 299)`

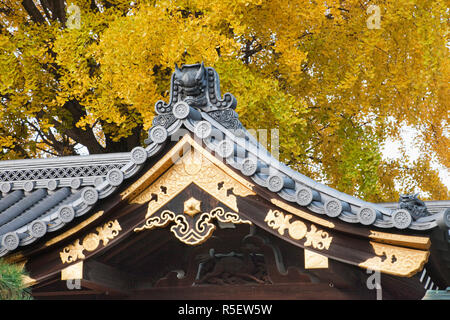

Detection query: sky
(381, 125), (450, 190)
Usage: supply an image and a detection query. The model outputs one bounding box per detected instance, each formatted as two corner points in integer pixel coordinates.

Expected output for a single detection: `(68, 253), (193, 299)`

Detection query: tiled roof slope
(0, 63), (448, 257)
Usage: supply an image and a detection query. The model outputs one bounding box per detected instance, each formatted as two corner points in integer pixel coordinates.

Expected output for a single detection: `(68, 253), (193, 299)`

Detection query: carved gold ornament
(358, 241), (429, 277)
(304, 249), (329, 269)
(61, 261), (83, 280)
(133, 149), (255, 219)
(184, 197), (202, 217)
(122, 134), (256, 219)
(270, 198), (335, 229)
(265, 209), (332, 250)
(121, 135), (255, 204)
(134, 207), (252, 245)
(304, 225), (332, 250)
(60, 220), (122, 264)
(368, 230), (430, 250)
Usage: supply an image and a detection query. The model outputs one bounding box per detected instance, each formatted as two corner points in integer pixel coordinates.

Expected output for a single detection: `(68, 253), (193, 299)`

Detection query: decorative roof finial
(149, 63), (240, 138)
(398, 193), (430, 220)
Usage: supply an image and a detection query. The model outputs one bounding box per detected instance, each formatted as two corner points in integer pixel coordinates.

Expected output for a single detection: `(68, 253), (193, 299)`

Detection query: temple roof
(0, 63), (449, 266)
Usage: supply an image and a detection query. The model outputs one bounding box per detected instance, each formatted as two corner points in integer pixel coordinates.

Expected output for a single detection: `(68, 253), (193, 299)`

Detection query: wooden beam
(308, 259), (365, 289)
(124, 231), (172, 267)
(129, 283), (375, 300)
(32, 290), (104, 297)
(81, 260), (134, 296)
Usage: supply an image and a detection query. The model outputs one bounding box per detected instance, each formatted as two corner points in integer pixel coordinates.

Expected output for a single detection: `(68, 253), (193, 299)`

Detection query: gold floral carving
(82, 233), (100, 251)
(265, 209), (332, 250)
(96, 220), (121, 246)
(358, 241), (429, 277)
(132, 149), (255, 218)
(270, 198), (335, 229)
(134, 207), (252, 246)
(60, 220), (122, 264)
(60, 240), (85, 264)
(134, 210), (176, 231)
(304, 225), (332, 250)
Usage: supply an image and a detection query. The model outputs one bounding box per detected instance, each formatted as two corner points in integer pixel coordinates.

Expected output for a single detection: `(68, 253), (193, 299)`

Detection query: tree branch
(38, 0), (55, 21)
(52, 0), (66, 24)
(21, 0), (46, 23)
(25, 119), (55, 148)
(35, 144), (59, 156)
(0, 128), (31, 159)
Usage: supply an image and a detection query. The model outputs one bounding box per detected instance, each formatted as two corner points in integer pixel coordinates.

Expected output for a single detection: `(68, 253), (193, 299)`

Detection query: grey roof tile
(0, 189), (47, 228)
(0, 190), (24, 213)
(2, 188), (71, 235)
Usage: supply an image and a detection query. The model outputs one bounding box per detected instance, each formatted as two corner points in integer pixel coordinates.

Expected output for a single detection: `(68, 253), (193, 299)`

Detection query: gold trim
(61, 261), (83, 280)
(270, 198), (335, 229)
(304, 249), (329, 269)
(120, 134), (337, 234)
(120, 135), (192, 201)
(368, 230), (431, 250)
(131, 146), (255, 218)
(121, 135), (256, 207)
(358, 241), (429, 277)
(45, 210), (105, 248)
(60, 220), (121, 264)
(119, 134), (430, 258)
(265, 209), (332, 250)
(135, 207), (252, 245)
(269, 200), (430, 250)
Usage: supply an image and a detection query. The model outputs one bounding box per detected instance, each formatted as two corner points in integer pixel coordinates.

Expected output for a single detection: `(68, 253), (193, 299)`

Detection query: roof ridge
(143, 63), (448, 231)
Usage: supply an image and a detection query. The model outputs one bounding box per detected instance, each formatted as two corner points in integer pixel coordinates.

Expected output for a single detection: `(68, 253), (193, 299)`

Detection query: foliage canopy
(0, 0), (448, 202)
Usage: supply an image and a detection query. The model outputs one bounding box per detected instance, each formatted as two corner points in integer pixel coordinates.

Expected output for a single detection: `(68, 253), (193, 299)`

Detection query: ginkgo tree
(0, 0), (448, 202)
